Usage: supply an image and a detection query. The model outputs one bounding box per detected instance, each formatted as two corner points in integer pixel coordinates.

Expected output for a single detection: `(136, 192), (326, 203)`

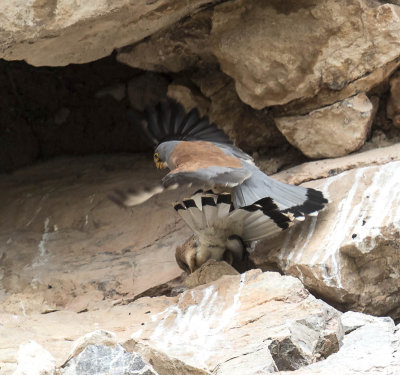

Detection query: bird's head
(153, 142), (178, 170)
(153, 151), (168, 169)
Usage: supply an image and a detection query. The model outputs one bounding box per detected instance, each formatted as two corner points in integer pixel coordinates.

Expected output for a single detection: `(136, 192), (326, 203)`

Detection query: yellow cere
(153, 152), (167, 169)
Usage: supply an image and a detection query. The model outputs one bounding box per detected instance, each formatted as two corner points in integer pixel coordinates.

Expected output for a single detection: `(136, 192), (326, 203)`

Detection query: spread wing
(162, 165), (251, 189)
(162, 139), (252, 188)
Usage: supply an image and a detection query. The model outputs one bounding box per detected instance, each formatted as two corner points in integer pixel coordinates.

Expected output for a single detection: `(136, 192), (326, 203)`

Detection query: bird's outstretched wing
(128, 99), (233, 146)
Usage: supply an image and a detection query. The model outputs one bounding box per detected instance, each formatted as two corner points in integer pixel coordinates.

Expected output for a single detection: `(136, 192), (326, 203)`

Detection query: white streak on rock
(149, 274), (245, 367)
(14, 340), (56, 375)
(293, 216), (318, 265)
(32, 217), (50, 268)
(352, 161), (400, 250)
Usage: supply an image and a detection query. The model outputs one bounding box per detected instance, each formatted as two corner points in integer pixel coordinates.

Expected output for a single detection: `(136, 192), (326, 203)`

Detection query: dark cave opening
(0, 54), (163, 173)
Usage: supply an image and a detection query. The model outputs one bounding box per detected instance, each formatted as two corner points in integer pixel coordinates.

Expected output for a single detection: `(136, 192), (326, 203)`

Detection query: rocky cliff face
(1, 1), (400, 374)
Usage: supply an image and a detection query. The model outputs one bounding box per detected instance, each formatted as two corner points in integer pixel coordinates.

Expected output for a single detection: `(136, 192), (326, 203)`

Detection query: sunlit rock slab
(0, 155), (190, 314)
(253, 160), (400, 319)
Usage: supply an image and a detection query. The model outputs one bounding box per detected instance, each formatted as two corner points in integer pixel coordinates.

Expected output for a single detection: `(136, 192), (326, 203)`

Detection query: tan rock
(14, 341), (56, 375)
(62, 330), (117, 366)
(275, 59), (400, 116)
(387, 71), (400, 128)
(126, 270), (342, 374)
(280, 313), (400, 375)
(252, 160), (400, 320)
(0, 1), (218, 66)
(272, 143), (400, 185)
(167, 83), (210, 116)
(274, 94), (376, 158)
(184, 259), (239, 288)
(0, 270), (342, 374)
(117, 9), (216, 72)
(0, 155), (190, 315)
(209, 81), (285, 152)
(211, 0), (400, 109)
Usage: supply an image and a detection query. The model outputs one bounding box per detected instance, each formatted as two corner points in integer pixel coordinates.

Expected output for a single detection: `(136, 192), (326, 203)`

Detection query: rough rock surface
(117, 9), (216, 72)
(387, 71), (400, 127)
(207, 81), (285, 152)
(280, 312), (400, 375)
(0, 155), (189, 315)
(272, 143), (400, 185)
(183, 259), (239, 289)
(274, 93), (376, 158)
(62, 344), (157, 375)
(1, 270), (343, 374)
(252, 159), (400, 319)
(0, 0), (219, 66)
(13, 341), (56, 375)
(211, 0), (400, 109)
(125, 270), (342, 374)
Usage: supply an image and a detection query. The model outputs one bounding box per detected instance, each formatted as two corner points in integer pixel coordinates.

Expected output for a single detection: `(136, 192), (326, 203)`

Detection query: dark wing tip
(136, 98), (232, 147)
(284, 187), (328, 217)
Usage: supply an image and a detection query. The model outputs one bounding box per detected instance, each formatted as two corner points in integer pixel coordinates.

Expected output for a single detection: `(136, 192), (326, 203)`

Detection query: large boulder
(2, 270), (343, 374)
(0, 155), (189, 315)
(252, 150), (400, 320)
(0, 0), (219, 66)
(274, 93), (377, 158)
(6, 269), (400, 375)
(211, 0), (400, 110)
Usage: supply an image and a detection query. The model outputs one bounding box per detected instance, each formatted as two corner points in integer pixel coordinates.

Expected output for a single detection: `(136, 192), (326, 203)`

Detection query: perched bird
(111, 99), (327, 218)
(109, 99), (328, 273)
(174, 189), (293, 273)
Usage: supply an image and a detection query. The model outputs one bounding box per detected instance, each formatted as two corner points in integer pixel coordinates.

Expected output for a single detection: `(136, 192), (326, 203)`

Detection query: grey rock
(62, 344), (158, 375)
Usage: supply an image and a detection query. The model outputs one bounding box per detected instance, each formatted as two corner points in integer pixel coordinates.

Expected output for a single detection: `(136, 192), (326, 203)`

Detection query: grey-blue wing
(162, 166), (252, 189)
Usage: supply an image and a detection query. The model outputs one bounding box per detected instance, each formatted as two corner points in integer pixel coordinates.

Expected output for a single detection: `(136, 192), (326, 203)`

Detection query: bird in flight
(110, 99), (328, 272)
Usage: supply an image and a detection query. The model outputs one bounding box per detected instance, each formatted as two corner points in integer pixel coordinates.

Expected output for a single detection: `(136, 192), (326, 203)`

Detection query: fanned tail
(174, 191), (232, 233)
(174, 191), (294, 243)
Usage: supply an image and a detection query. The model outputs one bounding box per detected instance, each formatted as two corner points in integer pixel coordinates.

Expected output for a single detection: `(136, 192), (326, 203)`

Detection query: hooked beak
(155, 161), (168, 169)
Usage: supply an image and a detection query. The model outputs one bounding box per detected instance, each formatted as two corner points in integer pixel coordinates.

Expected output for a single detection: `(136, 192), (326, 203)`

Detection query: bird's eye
(154, 152), (159, 162)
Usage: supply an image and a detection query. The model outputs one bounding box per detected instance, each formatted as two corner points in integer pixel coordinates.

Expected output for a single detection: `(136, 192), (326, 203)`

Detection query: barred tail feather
(174, 191), (232, 233)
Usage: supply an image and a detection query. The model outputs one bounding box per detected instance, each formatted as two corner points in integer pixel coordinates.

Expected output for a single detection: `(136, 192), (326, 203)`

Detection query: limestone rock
(62, 344), (157, 375)
(0, 0), (219, 66)
(274, 93), (376, 158)
(280, 313), (400, 375)
(117, 9), (216, 72)
(184, 259), (239, 288)
(387, 72), (400, 127)
(125, 270), (343, 374)
(272, 143), (400, 185)
(0, 270), (342, 374)
(167, 83), (210, 116)
(211, 0), (400, 109)
(14, 341), (56, 375)
(208, 81), (285, 152)
(63, 330), (117, 366)
(252, 160), (400, 320)
(0, 155), (190, 315)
